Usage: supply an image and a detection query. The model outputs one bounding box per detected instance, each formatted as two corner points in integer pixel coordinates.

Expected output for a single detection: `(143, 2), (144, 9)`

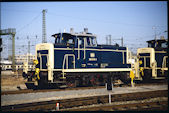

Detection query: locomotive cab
(147, 38), (168, 51)
(52, 32), (97, 48)
(137, 37), (168, 81)
(53, 33), (75, 46)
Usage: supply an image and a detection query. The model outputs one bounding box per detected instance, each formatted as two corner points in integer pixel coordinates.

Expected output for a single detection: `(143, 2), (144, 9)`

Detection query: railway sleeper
(2, 90), (167, 111)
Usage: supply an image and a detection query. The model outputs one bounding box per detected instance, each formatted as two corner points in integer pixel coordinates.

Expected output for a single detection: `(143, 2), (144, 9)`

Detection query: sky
(0, 1), (168, 58)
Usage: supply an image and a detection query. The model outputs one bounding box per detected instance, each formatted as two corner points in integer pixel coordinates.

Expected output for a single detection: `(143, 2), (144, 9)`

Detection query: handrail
(122, 52), (124, 64)
(162, 56), (168, 68)
(152, 60), (157, 78)
(62, 54), (75, 70)
(39, 54), (42, 69)
(83, 38), (86, 59)
(77, 38), (80, 60)
(62, 54), (75, 79)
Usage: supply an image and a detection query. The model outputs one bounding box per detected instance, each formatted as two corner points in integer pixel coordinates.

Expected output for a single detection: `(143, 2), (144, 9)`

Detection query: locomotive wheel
(66, 76), (77, 88)
(38, 80), (48, 89)
(165, 71), (168, 80)
(67, 80), (77, 88)
(119, 72), (130, 84)
(142, 69), (152, 82)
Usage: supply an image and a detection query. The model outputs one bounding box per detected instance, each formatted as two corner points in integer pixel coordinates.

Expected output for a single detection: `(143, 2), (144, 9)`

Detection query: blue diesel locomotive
(24, 28), (132, 89)
(136, 37), (168, 81)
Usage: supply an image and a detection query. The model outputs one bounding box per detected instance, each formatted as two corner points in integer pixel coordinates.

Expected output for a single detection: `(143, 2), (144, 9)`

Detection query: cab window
(78, 38), (84, 47)
(55, 36), (61, 43)
(86, 37), (97, 47)
(148, 42), (155, 48)
(161, 42), (167, 48)
(77, 36), (97, 47)
(60, 36), (75, 45)
(86, 37), (91, 46)
(91, 37), (97, 46)
(148, 43), (152, 47)
(67, 38), (74, 44)
(79, 39), (83, 46)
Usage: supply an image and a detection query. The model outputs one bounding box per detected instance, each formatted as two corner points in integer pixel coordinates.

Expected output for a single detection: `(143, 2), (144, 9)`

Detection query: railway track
(1, 90), (168, 111)
(1, 81), (167, 95)
(62, 99), (168, 111)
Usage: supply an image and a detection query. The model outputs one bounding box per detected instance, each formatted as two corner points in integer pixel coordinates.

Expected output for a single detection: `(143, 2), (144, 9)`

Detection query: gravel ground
(62, 97), (168, 111)
(1, 85), (27, 91)
(1, 71), (27, 91)
(1, 84), (168, 106)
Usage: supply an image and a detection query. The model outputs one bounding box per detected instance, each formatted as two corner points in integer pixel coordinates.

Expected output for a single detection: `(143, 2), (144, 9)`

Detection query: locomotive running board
(151, 77), (165, 79)
(62, 68), (132, 73)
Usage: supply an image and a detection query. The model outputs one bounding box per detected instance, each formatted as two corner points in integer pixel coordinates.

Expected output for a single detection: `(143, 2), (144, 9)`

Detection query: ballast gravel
(1, 84), (168, 106)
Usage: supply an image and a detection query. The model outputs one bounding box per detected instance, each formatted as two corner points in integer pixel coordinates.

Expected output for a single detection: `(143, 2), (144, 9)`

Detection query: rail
(64, 100), (168, 111)
(2, 90), (167, 111)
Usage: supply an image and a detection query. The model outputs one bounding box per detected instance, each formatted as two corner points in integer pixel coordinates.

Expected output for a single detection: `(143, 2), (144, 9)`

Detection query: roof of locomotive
(147, 38), (168, 43)
(52, 32), (97, 38)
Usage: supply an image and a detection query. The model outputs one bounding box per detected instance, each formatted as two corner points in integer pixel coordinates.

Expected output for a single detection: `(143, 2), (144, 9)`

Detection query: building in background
(15, 53), (35, 64)
(0, 53), (35, 71)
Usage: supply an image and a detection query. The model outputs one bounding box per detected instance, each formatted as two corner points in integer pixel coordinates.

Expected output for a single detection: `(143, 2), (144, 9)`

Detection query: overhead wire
(16, 12), (41, 33)
(1, 8), (40, 14)
(47, 11), (167, 28)
(2, 8), (167, 55)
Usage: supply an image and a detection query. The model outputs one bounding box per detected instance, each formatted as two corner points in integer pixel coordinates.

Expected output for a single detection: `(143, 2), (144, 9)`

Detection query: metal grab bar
(62, 54), (75, 70)
(162, 56), (168, 68)
(77, 38), (80, 60)
(83, 38), (86, 59)
(62, 54), (75, 79)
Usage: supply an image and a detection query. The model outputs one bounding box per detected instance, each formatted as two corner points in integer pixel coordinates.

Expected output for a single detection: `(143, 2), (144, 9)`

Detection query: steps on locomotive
(134, 77), (143, 81)
(25, 80), (67, 89)
(151, 77), (165, 80)
(51, 80), (67, 88)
